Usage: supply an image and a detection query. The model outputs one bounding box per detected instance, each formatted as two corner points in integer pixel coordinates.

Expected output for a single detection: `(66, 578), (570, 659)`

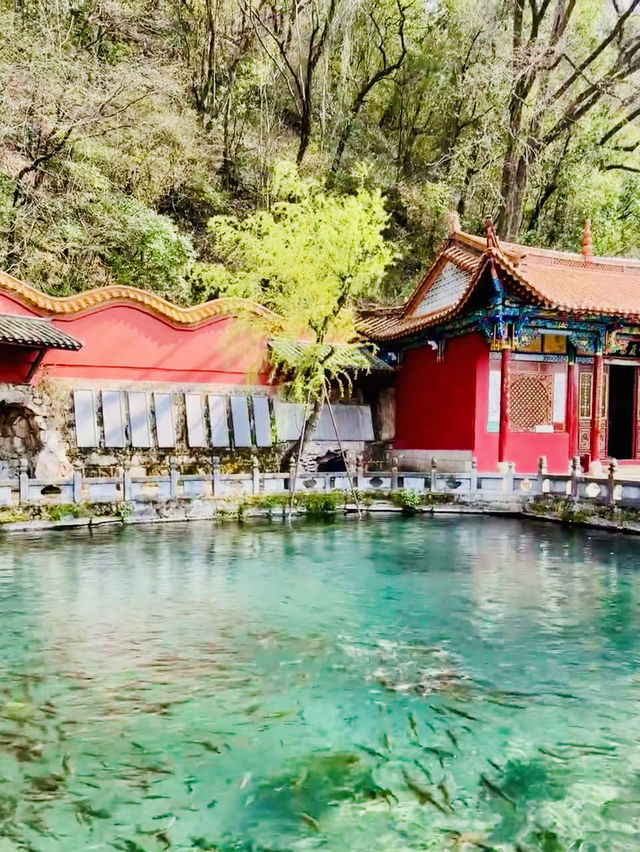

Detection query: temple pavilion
(359, 217), (640, 474)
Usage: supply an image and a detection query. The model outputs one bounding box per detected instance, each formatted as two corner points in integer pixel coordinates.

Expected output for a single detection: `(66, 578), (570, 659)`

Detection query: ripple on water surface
(0, 517), (639, 850)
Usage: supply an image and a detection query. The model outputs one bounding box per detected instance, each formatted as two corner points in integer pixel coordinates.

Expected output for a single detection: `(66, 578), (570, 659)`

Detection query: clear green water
(1, 518), (640, 850)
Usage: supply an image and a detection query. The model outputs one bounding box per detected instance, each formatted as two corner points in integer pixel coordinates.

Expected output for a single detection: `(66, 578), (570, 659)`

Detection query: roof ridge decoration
(0, 270), (283, 329)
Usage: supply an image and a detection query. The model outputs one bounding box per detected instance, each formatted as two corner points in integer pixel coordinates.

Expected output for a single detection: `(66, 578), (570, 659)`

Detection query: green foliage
(89, 197), (196, 301)
(115, 501), (134, 522)
(204, 162), (394, 327)
(42, 504), (90, 522)
(297, 491), (342, 516)
(0, 508), (31, 524)
(391, 489), (421, 515)
(1, 0), (640, 299)
(205, 161), (394, 406)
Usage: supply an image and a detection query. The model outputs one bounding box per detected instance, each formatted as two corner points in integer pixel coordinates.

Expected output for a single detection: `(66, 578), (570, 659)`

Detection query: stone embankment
(2, 491), (640, 536)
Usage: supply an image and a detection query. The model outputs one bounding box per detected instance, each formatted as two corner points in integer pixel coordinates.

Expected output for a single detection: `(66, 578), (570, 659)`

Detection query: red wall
(505, 431), (570, 474)
(396, 332), (572, 473)
(0, 344), (40, 384)
(395, 333), (486, 450)
(0, 293), (270, 385)
(473, 348), (570, 473)
(473, 348), (499, 470)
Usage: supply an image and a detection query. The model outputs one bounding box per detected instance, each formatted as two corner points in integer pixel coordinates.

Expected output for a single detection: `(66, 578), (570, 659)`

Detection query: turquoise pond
(1, 517), (640, 850)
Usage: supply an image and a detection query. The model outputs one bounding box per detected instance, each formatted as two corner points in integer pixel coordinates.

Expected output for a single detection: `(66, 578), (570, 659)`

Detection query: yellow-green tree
(199, 161), (395, 456)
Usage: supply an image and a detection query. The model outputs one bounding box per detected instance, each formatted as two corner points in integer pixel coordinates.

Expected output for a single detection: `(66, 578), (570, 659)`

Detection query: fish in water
(441, 830), (494, 851)
(443, 706), (479, 722)
(480, 774), (516, 808)
(301, 812), (319, 831)
(408, 713), (419, 738)
(413, 759), (432, 783)
(355, 744), (387, 761)
(111, 840), (148, 852)
(401, 770), (449, 814)
(74, 800), (112, 821)
(371, 786), (399, 806)
(438, 780), (451, 809)
(422, 746), (454, 767)
(188, 740), (224, 753)
(445, 729), (459, 750)
(381, 732), (392, 752)
(557, 741), (616, 753)
(538, 747), (570, 761)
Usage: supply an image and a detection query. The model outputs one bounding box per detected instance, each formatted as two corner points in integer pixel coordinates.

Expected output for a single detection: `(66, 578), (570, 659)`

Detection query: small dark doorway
(608, 365), (635, 459)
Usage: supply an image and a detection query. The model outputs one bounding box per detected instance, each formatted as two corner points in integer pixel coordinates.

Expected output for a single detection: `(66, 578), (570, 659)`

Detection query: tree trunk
(500, 152), (529, 240)
(280, 395), (323, 470)
(296, 96), (312, 164)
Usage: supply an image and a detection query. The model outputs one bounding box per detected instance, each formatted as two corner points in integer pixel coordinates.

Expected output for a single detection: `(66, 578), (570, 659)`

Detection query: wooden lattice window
(510, 371), (554, 431)
(579, 372), (592, 420)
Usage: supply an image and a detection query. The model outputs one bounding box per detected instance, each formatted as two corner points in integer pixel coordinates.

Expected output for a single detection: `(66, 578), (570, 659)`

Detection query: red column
(590, 351), (604, 465)
(498, 345), (511, 465)
(566, 358), (578, 460)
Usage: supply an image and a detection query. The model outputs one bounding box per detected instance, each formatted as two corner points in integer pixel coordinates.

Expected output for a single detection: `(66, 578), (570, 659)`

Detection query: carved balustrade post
(252, 455), (260, 495)
(470, 457), (478, 495)
(537, 456), (547, 496)
(212, 456), (222, 497)
(608, 458), (619, 507)
(430, 457), (437, 492)
(170, 457), (180, 499)
(72, 462), (83, 504)
(390, 458), (399, 491)
(19, 459), (29, 505)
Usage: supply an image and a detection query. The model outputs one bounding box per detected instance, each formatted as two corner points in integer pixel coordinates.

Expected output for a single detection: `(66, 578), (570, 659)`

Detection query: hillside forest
(2, 0), (640, 306)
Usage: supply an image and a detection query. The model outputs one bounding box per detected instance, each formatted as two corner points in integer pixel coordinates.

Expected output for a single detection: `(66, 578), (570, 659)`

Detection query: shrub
(115, 502), (134, 522)
(298, 491), (342, 516)
(43, 504), (90, 522)
(392, 489), (421, 515)
(0, 508), (31, 524)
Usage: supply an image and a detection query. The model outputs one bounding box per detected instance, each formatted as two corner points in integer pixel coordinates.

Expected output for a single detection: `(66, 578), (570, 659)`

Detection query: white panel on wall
(102, 390), (126, 448)
(230, 395), (252, 447)
(487, 366), (501, 433)
(274, 400), (305, 441)
(154, 393), (175, 448)
(273, 400), (374, 442)
(313, 404), (375, 441)
(553, 371), (567, 425)
(74, 390), (99, 447)
(185, 393), (207, 447)
(208, 395), (230, 447)
(128, 391), (152, 447)
(252, 395), (272, 447)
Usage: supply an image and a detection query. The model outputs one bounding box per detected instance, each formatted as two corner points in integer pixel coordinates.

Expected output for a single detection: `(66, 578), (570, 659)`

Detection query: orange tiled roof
(0, 270), (283, 328)
(359, 229), (640, 341)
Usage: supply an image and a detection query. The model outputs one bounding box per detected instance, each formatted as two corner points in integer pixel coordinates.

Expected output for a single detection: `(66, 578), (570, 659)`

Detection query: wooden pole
(590, 349), (604, 468)
(323, 383), (362, 519)
(498, 344), (511, 465)
(286, 390), (311, 521)
(566, 355), (578, 461)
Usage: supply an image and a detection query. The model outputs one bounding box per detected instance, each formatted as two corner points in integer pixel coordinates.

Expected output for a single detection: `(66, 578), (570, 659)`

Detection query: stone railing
(2, 455), (640, 509)
(426, 455), (640, 507)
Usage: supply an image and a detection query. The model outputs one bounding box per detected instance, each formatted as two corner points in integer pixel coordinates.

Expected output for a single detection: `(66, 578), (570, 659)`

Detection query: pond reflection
(0, 517), (639, 849)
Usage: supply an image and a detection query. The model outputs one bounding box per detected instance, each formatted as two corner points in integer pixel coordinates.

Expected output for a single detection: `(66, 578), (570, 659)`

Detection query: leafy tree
(2, 0), (640, 302)
(200, 161), (395, 455)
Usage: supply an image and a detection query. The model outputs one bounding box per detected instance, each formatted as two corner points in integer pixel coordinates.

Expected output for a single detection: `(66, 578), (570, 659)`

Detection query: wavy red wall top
(0, 291), (272, 385)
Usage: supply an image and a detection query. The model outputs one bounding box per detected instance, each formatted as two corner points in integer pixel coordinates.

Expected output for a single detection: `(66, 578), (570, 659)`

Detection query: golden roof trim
(0, 271), (283, 329)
